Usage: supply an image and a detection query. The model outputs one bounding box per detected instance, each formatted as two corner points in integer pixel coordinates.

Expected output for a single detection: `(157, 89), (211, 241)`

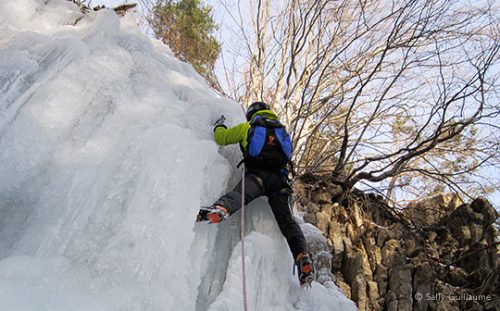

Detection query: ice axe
(213, 115), (226, 128)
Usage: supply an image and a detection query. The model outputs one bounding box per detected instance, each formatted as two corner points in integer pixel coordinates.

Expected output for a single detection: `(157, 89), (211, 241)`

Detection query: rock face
(295, 175), (500, 311)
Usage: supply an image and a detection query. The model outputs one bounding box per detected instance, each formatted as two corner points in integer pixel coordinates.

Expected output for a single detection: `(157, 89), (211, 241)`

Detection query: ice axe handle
(213, 115), (226, 126)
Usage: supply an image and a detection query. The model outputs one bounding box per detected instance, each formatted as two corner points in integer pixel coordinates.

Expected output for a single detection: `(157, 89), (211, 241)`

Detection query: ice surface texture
(0, 1), (356, 310)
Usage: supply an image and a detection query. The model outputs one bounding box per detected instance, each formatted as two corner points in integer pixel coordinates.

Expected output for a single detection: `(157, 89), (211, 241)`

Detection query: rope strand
(240, 164), (248, 311)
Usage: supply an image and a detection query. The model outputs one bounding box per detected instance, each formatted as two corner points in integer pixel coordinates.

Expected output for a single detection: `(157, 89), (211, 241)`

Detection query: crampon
(196, 206), (228, 223)
(295, 252), (315, 288)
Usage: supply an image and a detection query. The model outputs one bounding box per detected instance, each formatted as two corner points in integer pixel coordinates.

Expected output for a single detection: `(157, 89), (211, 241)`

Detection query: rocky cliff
(295, 174), (499, 311)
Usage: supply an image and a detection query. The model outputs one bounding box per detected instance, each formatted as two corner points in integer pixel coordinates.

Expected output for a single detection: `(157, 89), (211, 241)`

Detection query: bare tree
(215, 0), (500, 204)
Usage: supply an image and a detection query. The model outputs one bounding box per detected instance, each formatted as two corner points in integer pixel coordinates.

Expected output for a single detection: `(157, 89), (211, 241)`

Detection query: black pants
(214, 169), (307, 259)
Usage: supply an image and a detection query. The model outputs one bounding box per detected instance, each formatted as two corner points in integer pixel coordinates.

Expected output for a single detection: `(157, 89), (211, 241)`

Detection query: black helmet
(246, 101), (270, 121)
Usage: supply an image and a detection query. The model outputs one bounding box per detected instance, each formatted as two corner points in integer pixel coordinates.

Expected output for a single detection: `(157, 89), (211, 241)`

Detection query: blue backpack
(244, 116), (293, 169)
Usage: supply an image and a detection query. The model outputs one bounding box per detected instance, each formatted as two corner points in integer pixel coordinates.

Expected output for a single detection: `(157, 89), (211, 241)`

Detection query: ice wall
(0, 1), (356, 310)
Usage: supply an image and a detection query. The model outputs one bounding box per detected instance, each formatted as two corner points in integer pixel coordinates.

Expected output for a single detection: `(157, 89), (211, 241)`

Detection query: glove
(213, 115), (226, 132)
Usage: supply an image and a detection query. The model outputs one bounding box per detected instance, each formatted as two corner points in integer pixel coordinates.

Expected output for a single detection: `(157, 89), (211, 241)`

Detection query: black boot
(295, 252), (315, 287)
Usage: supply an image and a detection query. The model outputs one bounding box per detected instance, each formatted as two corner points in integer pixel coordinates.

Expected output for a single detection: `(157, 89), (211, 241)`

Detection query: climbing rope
(240, 164), (249, 311)
(237, 103), (249, 311)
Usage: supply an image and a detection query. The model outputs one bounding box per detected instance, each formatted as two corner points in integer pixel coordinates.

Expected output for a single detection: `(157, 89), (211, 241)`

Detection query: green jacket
(214, 110), (279, 150)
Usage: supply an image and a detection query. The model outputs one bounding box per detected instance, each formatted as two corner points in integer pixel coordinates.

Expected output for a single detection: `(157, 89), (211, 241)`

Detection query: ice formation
(0, 1), (357, 310)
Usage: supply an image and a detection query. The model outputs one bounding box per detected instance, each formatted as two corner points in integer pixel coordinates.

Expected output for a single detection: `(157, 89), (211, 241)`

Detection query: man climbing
(199, 101), (315, 287)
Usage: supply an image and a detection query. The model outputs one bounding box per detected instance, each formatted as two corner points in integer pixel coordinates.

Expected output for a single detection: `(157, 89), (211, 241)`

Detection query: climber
(201, 101), (315, 287)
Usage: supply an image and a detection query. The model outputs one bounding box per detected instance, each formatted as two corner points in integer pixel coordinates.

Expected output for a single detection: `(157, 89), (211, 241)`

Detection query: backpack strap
(274, 127), (292, 159)
(247, 123), (267, 157)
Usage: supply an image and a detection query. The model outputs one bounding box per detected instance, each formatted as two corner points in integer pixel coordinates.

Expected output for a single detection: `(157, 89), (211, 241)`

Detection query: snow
(0, 1), (357, 310)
